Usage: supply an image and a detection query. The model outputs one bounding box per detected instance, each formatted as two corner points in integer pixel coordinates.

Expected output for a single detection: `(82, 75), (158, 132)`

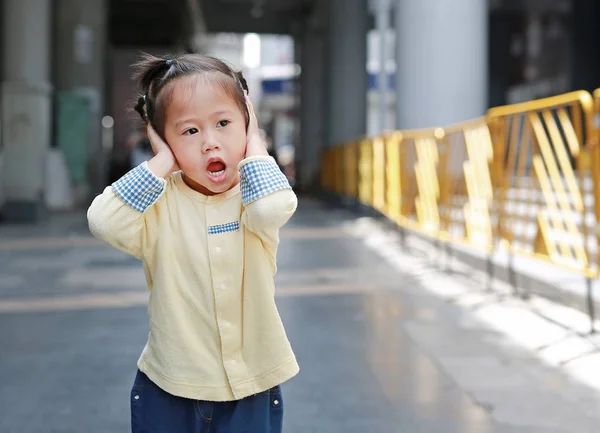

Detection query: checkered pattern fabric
(112, 162), (166, 213)
(208, 221), (240, 235)
(240, 159), (291, 205)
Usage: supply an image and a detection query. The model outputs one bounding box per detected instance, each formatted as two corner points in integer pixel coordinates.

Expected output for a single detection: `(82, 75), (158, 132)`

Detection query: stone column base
(1, 80), (52, 222)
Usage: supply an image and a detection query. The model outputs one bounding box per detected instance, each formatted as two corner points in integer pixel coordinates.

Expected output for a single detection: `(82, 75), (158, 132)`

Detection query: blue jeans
(130, 370), (284, 433)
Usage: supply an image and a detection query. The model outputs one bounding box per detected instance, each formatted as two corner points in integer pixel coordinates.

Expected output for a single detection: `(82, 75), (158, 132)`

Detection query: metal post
(587, 277), (596, 334)
(444, 241), (452, 273)
(486, 252), (494, 292)
(375, 0), (391, 132)
(508, 251), (518, 296)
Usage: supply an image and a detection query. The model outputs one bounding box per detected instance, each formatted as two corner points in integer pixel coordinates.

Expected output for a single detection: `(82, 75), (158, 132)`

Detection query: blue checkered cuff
(111, 162), (166, 213)
(208, 221), (240, 235)
(239, 157), (291, 205)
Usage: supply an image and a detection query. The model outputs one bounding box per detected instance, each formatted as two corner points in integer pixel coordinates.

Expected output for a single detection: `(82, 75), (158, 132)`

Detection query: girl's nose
(201, 133), (220, 153)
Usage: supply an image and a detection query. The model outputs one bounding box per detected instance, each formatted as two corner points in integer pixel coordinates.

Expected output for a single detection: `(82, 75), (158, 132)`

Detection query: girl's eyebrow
(175, 118), (196, 128)
(213, 109), (233, 117)
(174, 110), (234, 128)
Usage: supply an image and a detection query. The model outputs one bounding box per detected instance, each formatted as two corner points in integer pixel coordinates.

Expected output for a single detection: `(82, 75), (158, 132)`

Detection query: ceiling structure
(109, 0), (315, 48)
(109, 0), (191, 47)
(198, 0), (313, 34)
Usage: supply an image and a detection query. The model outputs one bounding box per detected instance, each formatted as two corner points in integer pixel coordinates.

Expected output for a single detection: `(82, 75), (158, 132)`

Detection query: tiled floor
(1, 199), (600, 432)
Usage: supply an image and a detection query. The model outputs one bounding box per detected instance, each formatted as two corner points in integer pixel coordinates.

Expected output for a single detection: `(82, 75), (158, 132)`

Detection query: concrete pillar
(1, 0), (53, 221)
(395, 0), (488, 129)
(298, 24), (327, 190)
(54, 0), (108, 202)
(375, 0), (392, 133)
(327, 0), (368, 146)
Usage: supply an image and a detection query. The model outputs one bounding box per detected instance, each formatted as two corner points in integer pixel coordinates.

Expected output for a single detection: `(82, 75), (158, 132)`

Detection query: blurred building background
(0, 0), (599, 222)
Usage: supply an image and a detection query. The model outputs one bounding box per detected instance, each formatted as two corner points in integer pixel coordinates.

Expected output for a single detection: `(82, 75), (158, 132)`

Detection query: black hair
(132, 53), (250, 138)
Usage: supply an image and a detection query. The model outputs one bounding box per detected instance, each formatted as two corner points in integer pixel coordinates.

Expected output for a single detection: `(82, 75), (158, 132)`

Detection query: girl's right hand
(147, 125), (180, 178)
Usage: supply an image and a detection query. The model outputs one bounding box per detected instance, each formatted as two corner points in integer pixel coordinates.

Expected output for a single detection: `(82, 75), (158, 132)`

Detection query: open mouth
(206, 160), (227, 182)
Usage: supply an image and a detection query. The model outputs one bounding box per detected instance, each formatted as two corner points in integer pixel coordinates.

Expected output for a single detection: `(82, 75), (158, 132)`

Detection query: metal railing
(322, 88), (600, 331)
(438, 118), (495, 251)
(488, 91), (597, 276)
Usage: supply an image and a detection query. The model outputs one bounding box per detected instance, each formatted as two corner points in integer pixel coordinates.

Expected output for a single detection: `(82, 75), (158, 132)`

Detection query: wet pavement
(2, 199), (600, 432)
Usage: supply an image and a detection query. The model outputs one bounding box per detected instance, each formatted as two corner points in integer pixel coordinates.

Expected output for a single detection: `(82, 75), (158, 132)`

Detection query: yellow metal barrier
(319, 89), (600, 277)
(320, 148), (333, 193)
(322, 146), (347, 198)
(319, 88), (600, 330)
(333, 146), (345, 196)
(384, 132), (403, 224)
(343, 141), (359, 199)
(396, 128), (444, 235)
(487, 91), (596, 276)
(358, 139), (374, 206)
(591, 88), (600, 266)
(438, 118), (495, 251)
(372, 136), (387, 213)
(594, 88), (600, 149)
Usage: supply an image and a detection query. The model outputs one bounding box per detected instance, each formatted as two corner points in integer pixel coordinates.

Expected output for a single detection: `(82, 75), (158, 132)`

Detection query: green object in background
(55, 92), (91, 185)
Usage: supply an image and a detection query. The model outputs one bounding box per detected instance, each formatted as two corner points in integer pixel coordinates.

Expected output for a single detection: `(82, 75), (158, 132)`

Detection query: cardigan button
(215, 247), (222, 253)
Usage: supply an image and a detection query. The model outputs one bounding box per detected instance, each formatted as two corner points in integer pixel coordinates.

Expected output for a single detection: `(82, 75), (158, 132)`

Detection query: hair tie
(143, 95), (147, 102)
(165, 60), (173, 67)
(239, 76), (248, 93)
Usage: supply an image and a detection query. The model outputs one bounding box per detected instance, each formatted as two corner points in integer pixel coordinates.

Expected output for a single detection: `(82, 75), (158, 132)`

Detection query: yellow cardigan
(87, 156), (299, 401)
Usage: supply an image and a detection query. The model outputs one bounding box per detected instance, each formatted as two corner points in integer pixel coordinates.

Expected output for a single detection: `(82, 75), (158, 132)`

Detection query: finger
(146, 125), (168, 156)
(147, 125), (169, 146)
(245, 94), (256, 115)
(147, 124), (156, 142)
(147, 124), (160, 141)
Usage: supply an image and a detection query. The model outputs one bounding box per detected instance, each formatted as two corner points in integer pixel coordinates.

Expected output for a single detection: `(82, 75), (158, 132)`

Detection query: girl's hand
(147, 125), (180, 177)
(244, 94), (269, 158)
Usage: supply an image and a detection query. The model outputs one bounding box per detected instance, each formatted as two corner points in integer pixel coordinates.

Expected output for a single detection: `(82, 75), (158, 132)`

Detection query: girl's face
(163, 74), (247, 195)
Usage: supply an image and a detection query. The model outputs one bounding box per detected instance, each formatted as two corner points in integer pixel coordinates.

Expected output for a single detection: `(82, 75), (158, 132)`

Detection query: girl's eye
(217, 120), (230, 128)
(184, 128), (198, 135)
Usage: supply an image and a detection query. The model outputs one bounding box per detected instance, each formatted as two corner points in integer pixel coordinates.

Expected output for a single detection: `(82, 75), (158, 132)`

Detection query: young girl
(87, 54), (299, 433)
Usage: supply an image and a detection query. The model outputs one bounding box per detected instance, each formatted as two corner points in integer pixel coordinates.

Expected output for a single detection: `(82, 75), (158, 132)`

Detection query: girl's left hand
(244, 94), (268, 158)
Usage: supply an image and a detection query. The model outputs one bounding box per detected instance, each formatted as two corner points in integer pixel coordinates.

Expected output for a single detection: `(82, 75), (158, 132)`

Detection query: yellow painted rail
(323, 89), (600, 279)
(439, 118), (495, 251)
(488, 91), (596, 275)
